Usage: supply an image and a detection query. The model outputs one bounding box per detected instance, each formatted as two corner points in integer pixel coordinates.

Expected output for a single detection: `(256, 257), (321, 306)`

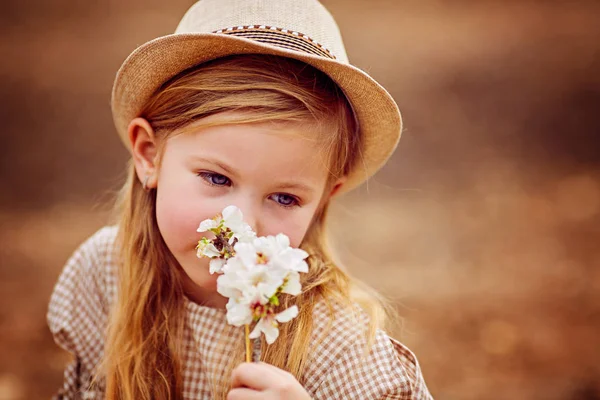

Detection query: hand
(228, 362), (312, 400)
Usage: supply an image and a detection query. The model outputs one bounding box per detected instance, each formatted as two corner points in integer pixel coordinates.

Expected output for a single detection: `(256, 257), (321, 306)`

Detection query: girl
(47, 0), (433, 399)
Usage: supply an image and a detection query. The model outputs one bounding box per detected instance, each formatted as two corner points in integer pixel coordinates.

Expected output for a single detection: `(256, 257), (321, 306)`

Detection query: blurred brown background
(1, 1), (599, 399)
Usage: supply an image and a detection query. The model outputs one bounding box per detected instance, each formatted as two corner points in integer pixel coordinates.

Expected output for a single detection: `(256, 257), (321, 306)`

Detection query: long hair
(101, 54), (396, 399)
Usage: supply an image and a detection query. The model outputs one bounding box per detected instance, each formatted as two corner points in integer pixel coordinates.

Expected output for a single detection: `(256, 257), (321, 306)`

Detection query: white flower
(218, 255), (284, 299)
(240, 263), (286, 299)
(234, 241), (265, 268)
(224, 286), (268, 327)
(222, 205), (256, 243)
(234, 234), (309, 272)
(249, 305), (299, 344)
(196, 204), (308, 346)
(275, 247), (309, 273)
(280, 270), (302, 296)
(209, 258), (226, 275)
(232, 227), (257, 244)
(196, 239), (220, 259)
(197, 205), (256, 246)
(225, 298), (253, 326)
(234, 235), (284, 267)
(217, 258), (249, 298)
(221, 205), (244, 231)
(197, 218), (219, 233)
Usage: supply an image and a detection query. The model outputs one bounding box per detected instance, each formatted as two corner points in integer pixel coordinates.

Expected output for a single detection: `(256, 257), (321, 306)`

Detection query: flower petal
(248, 319), (264, 339)
(225, 299), (253, 326)
(275, 305), (298, 323)
(197, 219), (218, 232)
(275, 233), (290, 249)
(249, 317), (280, 344)
(196, 241), (221, 259)
(234, 242), (259, 267)
(281, 271), (302, 295)
(222, 205), (242, 222)
(222, 205), (248, 233)
(209, 258), (226, 274)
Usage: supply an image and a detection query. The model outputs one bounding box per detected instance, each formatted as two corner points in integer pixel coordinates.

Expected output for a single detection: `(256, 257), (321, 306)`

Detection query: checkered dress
(47, 226), (433, 399)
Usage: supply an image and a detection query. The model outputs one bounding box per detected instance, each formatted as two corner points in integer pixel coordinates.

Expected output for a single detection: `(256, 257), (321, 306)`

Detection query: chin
(181, 260), (219, 288)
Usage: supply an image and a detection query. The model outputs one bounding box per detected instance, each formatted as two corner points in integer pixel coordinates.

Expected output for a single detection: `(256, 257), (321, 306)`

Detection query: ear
(128, 117), (159, 189)
(328, 176), (347, 198)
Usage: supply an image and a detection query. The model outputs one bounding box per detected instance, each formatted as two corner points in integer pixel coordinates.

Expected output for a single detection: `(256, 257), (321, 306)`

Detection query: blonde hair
(101, 54), (395, 399)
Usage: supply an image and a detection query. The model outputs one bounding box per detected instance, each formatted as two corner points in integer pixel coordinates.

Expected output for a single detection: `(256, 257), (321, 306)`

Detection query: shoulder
(307, 299), (371, 362)
(71, 225), (119, 266)
(305, 300), (433, 399)
(49, 225), (119, 308)
(47, 225), (119, 355)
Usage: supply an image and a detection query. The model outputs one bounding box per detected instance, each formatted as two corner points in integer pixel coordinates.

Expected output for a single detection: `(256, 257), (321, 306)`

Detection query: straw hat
(111, 0), (402, 193)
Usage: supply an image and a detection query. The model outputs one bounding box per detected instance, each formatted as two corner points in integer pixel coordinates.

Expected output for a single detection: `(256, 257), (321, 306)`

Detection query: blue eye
(271, 193), (299, 208)
(198, 171), (231, 187)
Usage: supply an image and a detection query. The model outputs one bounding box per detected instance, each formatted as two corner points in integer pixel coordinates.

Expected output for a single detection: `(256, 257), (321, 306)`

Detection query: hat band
(213, 25), (336, 60)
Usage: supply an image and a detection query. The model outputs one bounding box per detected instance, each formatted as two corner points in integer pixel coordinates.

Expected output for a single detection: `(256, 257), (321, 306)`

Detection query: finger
(255, 361), (290, 378)
(231, 362), (279, 391)
(227, 388), (264, 400)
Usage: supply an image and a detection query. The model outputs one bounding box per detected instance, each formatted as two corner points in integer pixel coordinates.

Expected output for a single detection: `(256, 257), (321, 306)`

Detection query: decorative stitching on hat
(213, 25), (336, 60)
(225, 33), (328, 58)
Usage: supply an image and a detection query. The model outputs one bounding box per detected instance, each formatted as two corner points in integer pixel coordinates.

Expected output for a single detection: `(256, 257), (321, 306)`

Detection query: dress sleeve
(312, 329), (433, 400)
(382, 337), (433, 400)
(47, 226), (116, 399)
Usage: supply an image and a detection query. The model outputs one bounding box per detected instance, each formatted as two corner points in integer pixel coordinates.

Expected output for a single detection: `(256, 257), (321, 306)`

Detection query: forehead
(164, 118), (330, 181)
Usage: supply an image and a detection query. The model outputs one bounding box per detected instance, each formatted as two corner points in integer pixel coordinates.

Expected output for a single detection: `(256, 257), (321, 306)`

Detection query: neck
(180, 273), (228, 309)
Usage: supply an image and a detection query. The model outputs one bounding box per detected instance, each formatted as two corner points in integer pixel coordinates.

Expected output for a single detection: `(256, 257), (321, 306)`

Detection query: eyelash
(198, 171), (231, 187)
(197, 171), (301, 208)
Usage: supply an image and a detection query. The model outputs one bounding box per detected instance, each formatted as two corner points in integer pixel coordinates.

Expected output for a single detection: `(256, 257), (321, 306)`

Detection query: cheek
(155, 188), (203, 253)
(262, 207), (319, 248)
(154, 173), (224, 257)
(154, 177), (225, 290)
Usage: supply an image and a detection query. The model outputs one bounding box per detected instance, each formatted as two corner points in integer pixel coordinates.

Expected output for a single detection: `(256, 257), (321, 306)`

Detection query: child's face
(130, 114), (341, 302)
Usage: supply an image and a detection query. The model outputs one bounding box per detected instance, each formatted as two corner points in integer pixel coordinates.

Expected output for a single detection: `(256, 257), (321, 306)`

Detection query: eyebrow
(190, 156), (317, 194)
(190, 156), (239, 177)
(275, 182), (315, 194)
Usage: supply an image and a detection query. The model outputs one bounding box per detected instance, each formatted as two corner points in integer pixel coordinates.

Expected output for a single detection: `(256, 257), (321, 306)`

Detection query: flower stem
(245, 324), (251, 362)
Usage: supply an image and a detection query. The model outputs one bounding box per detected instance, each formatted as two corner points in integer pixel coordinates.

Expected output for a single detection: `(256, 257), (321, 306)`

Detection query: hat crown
(176, 0), (349, 63)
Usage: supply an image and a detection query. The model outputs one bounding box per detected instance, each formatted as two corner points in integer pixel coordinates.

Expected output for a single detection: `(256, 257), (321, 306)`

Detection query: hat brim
(111, 33), (401, 194)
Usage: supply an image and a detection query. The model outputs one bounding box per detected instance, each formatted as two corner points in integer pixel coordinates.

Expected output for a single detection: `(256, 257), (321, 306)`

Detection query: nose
(234, 199), (261, 236)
